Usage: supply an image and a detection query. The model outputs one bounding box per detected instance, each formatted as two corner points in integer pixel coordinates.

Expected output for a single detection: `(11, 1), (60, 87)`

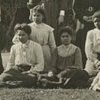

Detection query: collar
(33, 22), (43, 27)
(57, 44), (77, 57)
(62, 44), (71, 49)
(20, 40), (30, 48)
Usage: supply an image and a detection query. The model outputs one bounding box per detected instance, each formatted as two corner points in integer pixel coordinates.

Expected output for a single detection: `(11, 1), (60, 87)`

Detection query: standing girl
(28, 5), (56, 73)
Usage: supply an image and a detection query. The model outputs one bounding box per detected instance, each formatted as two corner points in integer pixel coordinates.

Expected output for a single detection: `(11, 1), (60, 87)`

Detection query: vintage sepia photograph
(0, 0), (100, 100)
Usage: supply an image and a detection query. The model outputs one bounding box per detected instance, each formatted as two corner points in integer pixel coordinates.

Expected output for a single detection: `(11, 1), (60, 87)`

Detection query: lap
(0, 68), (37, 87)
(38, 69), (90, 88)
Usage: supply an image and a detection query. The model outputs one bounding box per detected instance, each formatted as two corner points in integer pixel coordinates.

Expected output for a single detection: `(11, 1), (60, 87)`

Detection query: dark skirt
(63, 69), (89, 88)
(0, 65), (37, 88)
(38, 69), (89, 89)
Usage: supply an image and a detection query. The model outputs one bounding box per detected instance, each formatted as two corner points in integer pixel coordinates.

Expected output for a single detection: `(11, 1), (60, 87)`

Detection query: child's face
(61, 32), (72, 45)
(17, 30), (29, 43)
(93, 18), (100, 29)
(32, 11), (43, 24)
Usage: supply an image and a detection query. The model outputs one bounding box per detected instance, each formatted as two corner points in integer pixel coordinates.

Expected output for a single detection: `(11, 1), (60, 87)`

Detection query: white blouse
(6, 40), (44, 73)
(29, 22), (56, 49)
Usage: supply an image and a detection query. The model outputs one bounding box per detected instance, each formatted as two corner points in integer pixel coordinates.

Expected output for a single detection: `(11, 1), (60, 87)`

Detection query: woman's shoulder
(57, 44), (79, 57)
(42, 23), (54, 31)
(88, 28), (98, 34)
(28, 22), (34, 26)
(29, 40), (41, 48)
(87, 28), (100, 39)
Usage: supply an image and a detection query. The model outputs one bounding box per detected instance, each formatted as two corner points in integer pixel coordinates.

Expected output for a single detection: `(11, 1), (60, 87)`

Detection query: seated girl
(85, 11), (100, 77)
(0, 23), (44, 87)
(39, 26), (89, 88)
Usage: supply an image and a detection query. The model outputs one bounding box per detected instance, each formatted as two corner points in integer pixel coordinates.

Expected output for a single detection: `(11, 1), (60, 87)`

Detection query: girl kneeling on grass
(39, 26), (89, 88)
(0, 23), (44, 88)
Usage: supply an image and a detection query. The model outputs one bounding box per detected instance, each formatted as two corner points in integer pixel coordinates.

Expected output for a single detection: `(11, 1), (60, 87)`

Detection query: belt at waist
(16, 64), (31, 72)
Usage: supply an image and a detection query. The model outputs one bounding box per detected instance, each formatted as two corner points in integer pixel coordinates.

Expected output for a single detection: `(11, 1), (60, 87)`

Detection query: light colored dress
(85, 28), (100, 76)
(29, 22), (56, 72)
(52, 44), (83, 72)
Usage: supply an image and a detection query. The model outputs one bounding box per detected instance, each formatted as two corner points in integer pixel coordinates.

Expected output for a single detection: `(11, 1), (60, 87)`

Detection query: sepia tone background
(0, 0), (100, 100)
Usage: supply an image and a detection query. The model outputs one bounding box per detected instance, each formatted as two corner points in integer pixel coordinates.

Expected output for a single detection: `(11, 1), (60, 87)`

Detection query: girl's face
(61, 32), (72, 45)
(17, 30), (29, 43)
(32, 11), (43, 24)
(93, 18), (100, 29)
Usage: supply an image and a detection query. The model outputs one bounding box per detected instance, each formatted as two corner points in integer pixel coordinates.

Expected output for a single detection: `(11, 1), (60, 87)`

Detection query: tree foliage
(0, 0), (29, 50)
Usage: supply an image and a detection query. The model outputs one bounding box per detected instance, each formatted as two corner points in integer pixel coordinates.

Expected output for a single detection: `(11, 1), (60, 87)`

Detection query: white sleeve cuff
(60, 10), (65, 16)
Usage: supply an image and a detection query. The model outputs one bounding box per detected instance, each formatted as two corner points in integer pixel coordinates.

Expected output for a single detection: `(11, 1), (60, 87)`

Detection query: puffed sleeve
(48, 27), (56, 53)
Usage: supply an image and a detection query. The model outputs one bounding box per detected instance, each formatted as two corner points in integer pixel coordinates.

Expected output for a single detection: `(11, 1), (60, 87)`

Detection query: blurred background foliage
(0, 0), (30, 51)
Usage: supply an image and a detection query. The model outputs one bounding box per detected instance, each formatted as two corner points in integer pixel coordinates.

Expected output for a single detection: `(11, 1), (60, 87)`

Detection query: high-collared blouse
(29, 22), (56, 50)
(52, 44), (83, 72)
(7, 40), (44, 72)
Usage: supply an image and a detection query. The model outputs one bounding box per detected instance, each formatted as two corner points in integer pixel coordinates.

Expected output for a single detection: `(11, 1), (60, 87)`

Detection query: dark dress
(73, 0), (100, 67)
(51, 44), (89, 88)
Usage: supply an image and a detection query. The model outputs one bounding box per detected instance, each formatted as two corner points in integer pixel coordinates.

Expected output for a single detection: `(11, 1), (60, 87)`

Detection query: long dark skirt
(63, 69), (89, 88)
(38, 69), (89, 89)
(0, 66), (37, 88)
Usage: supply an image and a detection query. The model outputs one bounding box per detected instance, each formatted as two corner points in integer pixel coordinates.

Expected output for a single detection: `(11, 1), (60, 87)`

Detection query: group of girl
(0, 5), (100, 91)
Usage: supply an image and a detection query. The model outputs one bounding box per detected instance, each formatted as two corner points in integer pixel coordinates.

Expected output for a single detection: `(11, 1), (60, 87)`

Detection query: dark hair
(92, 11), (100, 20)
(59, 26), (73, 37)
(32, 5), (46, 22)
(14, 23), (31, 36)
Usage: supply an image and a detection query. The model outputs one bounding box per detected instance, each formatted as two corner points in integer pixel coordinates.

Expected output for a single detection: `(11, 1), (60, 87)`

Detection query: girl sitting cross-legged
(0, 23), (44, 88)
(38, 26), (89, 89)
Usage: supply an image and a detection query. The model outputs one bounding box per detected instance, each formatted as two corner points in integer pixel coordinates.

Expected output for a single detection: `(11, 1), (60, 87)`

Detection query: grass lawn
(0, 53), (100, 100)
(0, 88), (100, 100)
